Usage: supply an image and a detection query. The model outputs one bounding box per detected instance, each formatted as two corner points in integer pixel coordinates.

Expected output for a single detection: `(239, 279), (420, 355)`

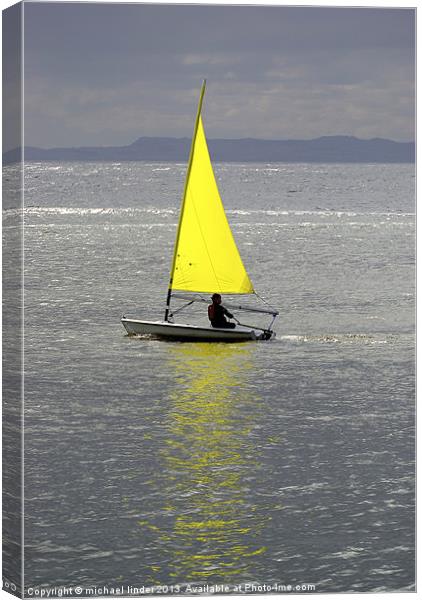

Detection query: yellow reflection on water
(151, 343), (267, 583)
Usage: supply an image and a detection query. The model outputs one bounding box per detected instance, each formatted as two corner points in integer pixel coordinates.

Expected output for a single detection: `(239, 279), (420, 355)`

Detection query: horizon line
(11, 134), (416, 152)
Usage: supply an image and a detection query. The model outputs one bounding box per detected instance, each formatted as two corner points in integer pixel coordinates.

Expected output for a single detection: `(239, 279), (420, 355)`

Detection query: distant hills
(3, 135), (414, 164)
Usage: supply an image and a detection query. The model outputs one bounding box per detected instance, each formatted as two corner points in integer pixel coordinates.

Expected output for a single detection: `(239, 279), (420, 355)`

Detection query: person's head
(212, 293), (222, 304)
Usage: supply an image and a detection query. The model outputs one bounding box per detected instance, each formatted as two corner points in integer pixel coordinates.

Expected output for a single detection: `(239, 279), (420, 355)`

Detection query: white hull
(121, 318), (272, 342)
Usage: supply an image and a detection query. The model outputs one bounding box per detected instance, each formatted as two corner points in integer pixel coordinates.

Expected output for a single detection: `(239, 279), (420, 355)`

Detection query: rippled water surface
(4, 162), (415, 593)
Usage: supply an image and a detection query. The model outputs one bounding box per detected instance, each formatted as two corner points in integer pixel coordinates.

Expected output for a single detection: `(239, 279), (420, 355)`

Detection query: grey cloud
(22, 3), (415, 147)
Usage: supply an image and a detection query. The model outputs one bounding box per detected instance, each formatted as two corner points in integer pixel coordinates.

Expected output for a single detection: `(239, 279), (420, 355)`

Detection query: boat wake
(279, 333), (398, 345)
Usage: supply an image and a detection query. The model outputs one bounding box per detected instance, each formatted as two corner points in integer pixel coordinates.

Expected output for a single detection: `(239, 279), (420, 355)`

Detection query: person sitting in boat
(208, 293), (236, 329)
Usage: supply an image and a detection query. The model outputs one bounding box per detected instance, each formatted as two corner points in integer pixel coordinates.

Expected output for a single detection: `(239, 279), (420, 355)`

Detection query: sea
(2, 161), (415, 594)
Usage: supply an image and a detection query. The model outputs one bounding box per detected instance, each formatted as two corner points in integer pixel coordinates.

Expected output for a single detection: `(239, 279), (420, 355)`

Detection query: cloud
(182, 53), (243, 67)
(22, 3), (415, 147)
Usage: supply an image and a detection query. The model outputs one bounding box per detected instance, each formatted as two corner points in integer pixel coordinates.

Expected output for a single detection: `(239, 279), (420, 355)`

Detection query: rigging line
(253, 290), (279, 314)
(197, 293), (211, 303)
(169, 299), (195, 317)
(232, 316), (272, 333)
(170, 292), (275, 314)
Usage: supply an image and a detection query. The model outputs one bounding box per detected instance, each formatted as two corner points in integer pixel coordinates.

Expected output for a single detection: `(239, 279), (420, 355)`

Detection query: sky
(17, 2), (416, 148)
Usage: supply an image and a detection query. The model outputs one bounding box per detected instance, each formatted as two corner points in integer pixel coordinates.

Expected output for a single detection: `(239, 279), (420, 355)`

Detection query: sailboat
(121, 81), (278, 342)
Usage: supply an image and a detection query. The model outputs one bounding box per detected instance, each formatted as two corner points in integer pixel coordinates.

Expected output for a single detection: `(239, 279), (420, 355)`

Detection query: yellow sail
(169, 88), (254, 295)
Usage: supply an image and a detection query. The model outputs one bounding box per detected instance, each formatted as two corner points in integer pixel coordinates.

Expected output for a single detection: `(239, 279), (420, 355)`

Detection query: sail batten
(169, 101), (254, 295)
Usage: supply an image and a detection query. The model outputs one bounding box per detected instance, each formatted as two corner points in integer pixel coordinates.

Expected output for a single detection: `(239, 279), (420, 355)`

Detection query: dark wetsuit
(208, 303), (236, 329)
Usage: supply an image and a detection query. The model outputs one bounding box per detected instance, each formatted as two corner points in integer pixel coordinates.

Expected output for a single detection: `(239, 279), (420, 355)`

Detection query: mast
(164, 80), (206, 321)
